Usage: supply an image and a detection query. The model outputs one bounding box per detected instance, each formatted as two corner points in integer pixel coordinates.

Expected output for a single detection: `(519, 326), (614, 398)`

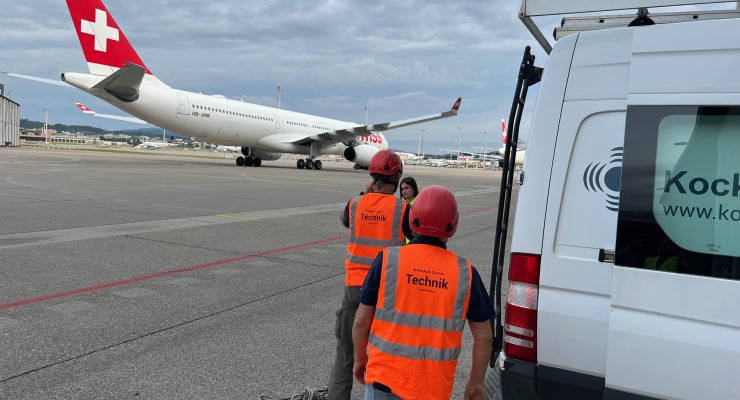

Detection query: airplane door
(273, 114), (281, 130)
(177, 94), (190, 115)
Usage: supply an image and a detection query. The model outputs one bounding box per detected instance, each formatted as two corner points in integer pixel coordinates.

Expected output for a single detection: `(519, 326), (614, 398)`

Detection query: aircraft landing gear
(236, 156), (262, 167)
(297, 158), (319, 169)
(298, 158), (322, 170)
(295, 142), (323, 170)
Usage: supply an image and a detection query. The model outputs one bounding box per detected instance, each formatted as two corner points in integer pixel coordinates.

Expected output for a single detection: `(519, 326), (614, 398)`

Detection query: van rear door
(608, 19), (740, 400)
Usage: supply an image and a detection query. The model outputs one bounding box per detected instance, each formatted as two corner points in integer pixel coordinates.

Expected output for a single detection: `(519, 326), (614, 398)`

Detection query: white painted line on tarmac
(0, 188), (494, 251)
(0, 203), (345, 250)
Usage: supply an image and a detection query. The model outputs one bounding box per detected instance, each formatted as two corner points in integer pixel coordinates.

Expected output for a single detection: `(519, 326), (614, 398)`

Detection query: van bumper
(501, 358), (662, 400)
(501, 358), (605, 399)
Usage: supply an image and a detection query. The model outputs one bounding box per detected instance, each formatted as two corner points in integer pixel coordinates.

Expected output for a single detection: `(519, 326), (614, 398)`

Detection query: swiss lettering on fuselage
(357, 133), (384, 144)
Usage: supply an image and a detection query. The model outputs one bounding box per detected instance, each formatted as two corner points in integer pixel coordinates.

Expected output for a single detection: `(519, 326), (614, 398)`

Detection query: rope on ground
(258, 387), (329, 400)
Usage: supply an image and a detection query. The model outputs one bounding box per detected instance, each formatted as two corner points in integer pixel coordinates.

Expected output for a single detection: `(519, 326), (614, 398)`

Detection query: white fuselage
(63, 72), (389, 156)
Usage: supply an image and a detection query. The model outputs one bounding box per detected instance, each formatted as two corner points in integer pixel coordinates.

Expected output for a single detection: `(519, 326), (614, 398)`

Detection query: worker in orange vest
(329, 149), (414, 400)
(352, 185), (493, 400)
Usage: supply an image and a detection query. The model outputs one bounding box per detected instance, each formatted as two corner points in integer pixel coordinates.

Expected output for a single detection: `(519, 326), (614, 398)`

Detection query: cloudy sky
(1, 1), (730, 153)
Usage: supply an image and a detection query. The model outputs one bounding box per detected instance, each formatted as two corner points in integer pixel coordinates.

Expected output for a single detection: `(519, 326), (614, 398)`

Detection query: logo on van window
(583, 147), (622, 212)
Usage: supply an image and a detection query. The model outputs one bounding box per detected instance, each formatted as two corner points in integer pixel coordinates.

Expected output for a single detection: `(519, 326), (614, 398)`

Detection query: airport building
(0, 84), (20, 147)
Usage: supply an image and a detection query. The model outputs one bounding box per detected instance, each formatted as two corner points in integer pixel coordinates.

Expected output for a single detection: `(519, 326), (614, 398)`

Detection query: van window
(616, 106), (740, 280)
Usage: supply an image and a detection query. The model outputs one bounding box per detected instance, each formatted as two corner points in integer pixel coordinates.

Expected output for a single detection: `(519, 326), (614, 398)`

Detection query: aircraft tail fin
(501, 118), (507, 145)
(76, 103), (95, 114)
(66, 0), (153, 77)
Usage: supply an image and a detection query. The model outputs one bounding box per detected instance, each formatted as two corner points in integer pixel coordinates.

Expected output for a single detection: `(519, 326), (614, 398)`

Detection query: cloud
(0, 0), (548, 152)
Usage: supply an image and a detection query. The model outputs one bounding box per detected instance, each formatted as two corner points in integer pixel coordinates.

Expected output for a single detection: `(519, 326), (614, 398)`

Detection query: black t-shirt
(358, 237), (494, 322)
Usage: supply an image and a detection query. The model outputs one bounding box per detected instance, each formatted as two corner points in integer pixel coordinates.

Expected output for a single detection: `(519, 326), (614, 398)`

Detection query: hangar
(0, 84), (20, 147)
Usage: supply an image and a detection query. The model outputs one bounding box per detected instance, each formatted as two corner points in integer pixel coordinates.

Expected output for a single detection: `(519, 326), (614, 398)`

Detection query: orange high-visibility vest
(345, 193), (407, 286)
(364, 245), (472, 400)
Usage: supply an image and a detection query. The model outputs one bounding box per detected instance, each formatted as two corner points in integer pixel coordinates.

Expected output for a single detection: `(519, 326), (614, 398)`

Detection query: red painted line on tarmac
(0, 235), (347, 311)
(0, 205), (496, 312)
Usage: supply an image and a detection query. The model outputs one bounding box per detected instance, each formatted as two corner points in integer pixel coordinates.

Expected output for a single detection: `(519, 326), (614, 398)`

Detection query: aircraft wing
(75, 103), (149, 125)
(287, 97), (461, 146)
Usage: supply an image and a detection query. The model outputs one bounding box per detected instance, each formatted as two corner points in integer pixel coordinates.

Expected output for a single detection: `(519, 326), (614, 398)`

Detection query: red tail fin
(501, 119), (507, 145)
(75, 102), (95, 114)
(66, 0), (152, 76)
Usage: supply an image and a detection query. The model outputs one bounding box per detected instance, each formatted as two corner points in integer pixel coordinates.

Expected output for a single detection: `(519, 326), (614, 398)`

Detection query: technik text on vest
(406, 274), (449, 289)
(361, 213), (387, 222)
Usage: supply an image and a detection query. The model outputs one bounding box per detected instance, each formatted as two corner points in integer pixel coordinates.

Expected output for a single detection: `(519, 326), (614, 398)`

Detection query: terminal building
(0, 84), (20, 147)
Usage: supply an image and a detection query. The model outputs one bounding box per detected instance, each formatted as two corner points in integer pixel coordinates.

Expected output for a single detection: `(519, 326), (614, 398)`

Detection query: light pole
(456, 125), (461, 163)
(364, 105), (368, 125)
(417, 125), (423, 158)
(483, 129), (488, 167)
(44, 107), (48, 143)
(277, 84), (283, 109)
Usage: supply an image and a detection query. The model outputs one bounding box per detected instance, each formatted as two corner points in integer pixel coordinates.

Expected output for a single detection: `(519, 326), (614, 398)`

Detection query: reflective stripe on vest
(374, 246), (469, 332)
(345, 194), (406, 286)
(348, 196), (406, 246)
(368, 333), (461, 361)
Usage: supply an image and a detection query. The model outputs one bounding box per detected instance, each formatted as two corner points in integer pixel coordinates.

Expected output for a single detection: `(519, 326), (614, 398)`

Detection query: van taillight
(504, 253), (541, 363)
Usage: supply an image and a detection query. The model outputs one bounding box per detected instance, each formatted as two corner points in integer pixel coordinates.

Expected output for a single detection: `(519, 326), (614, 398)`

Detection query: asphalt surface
(0, 147), (511, 399)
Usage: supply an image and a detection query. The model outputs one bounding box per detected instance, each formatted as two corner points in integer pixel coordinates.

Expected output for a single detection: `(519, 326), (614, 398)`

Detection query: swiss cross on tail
(452, 97), (462, 112)
(75, 102), (95, 114)
(66, 0), (152, 75)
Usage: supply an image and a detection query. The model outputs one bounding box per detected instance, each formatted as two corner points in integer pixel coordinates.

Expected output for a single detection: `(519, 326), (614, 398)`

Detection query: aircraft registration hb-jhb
(6, 0), (461, 170)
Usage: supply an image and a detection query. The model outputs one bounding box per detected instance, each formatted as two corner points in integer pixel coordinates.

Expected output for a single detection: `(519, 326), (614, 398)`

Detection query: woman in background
(399, 177), (420, 244)
(399, 177), (419, 205)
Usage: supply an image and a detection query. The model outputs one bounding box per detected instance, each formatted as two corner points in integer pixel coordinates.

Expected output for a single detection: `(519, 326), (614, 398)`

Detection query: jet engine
(343, 145), (379, 168)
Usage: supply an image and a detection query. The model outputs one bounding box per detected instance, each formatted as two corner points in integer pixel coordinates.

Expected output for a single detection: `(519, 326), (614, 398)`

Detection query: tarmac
(0, 147), (510, 399)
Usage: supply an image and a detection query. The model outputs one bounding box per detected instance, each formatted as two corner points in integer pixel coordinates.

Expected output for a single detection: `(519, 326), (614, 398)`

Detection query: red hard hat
(410, 185), (458, 239)
(369, 150), (403, 177)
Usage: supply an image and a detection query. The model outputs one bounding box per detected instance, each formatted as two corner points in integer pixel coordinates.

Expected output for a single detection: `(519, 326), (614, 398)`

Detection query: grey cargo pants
(328, 285), (361, 400)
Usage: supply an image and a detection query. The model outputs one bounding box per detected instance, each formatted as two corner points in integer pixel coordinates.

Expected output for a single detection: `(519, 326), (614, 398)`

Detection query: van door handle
(599, 249), (615, 263)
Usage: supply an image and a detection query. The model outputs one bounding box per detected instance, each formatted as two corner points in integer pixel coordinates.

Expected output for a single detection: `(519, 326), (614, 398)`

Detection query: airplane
(499, 119), (526, 167)
(395, 151), (425, 161)
(75, 102), (147, 124)
(215, 145), (240, 153)
(5, 0), (460, 170)
(134, 141), (169, 150)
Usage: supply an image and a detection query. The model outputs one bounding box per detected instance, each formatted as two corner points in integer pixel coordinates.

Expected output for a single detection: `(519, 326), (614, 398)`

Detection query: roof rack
(519, 0), (738, 53)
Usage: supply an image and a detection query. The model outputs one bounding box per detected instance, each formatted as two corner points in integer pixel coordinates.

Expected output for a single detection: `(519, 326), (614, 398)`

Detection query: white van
(492, 2), (740, 399)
